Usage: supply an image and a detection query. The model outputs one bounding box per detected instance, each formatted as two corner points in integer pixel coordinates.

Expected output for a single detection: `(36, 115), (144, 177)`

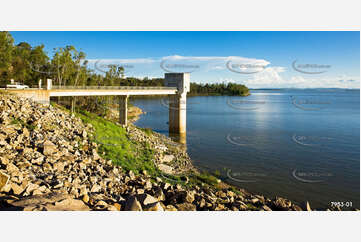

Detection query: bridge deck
(6, 86), (178, 97)
(49, 88), (177, 97)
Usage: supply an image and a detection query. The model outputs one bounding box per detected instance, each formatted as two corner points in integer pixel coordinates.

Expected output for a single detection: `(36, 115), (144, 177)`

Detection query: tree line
(0, 31), (249, 116)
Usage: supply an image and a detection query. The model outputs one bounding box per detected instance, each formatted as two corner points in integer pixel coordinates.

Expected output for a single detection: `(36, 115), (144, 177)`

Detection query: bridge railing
(51, 85), (177, 90)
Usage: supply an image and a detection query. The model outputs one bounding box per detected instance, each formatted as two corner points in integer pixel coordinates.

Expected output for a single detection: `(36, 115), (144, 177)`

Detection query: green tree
(0, 31), (14, 84)
(28, 44), (50, 86)
(11, 42), (32, 83)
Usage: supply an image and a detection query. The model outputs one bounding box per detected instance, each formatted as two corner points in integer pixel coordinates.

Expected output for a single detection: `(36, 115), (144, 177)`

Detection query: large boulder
(124, 196), (142, 211)
(0, 171), (9, 191)
(136, 193), (158, 206)
(160, 155), (174, 163)
(43, 140), (57, 156)
(143, 202), (164, 211)
(157, 164), (174, 174)
(176, 203), (196, 211)
(45, 198), (90, 211)
(6, 192), (71, 209)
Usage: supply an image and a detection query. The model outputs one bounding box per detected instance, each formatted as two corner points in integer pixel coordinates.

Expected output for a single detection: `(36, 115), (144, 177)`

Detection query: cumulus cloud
(241, 69), (360, 88)
(86, 55), (270, 73)
(242, 67), (286, 86)
(85, 55), (359, 89)
(87, 58), (156, 64)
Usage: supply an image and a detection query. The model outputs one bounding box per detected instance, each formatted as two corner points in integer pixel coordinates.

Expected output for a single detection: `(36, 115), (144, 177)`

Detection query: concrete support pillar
(165, 73), (190, 135)
(168, 94), (187, 134)
(119, 95), (128, 126)
(36, 91), (50, 106)
(46, 79), (52, 90)
(169, 132), (187, 145)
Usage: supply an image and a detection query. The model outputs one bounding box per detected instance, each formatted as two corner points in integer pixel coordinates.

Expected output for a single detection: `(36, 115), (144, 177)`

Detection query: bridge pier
(165, 73), (190, 135)
(119, 95), (129, 126)
(168, 93), (187, 134)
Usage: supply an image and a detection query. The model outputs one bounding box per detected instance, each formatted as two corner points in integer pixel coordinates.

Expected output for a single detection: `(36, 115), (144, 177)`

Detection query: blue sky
(10, 31), (360, 88)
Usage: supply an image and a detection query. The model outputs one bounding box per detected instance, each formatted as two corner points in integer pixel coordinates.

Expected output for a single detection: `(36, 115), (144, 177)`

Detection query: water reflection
(169, 132), (187, 145)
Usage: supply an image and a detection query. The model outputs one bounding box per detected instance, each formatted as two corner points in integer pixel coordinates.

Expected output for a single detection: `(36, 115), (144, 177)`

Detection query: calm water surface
(132, 89), (360, 209)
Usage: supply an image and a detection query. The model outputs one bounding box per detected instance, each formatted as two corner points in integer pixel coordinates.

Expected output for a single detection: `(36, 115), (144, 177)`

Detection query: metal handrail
(51, 85), (177, 90)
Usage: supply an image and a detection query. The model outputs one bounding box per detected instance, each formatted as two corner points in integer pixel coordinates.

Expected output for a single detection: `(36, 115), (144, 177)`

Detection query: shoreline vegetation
(0, 91), (351, 211)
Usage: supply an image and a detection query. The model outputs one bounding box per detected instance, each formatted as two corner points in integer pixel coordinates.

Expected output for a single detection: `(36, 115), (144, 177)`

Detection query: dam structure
(6, 73), (190, 136)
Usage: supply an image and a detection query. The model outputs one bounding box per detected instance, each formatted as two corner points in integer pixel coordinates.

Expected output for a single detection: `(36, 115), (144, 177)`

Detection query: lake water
(131, 89), (360, 209)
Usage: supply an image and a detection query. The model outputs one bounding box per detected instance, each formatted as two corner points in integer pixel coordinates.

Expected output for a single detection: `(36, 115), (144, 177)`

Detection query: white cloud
(243, 68), (360, 88)
(87, 55), (270, 73)
(242, 67), (286, 86)
(86, 58), (157, 65)
(86, 55), (359, 89)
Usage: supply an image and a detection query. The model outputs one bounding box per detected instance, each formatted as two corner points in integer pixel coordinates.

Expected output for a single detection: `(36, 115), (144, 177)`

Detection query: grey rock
(179, 191), (195, 203)
(163, 183), (172, 190)
(144, 180), (152, 190)
(199, 198), (206, 208)
(165, 205), (177, 211)
(153, 187), (165, 201)
(274, 197), (292, 210)
(176, 203), (196, 211)
(136, 193), (158, 206)
(157, 164), (174, 174)
(128, 170), (136, 180)
(91, 184), (102, 193)
(301, 201), (312, 211)
(143, 202), (164, 211)
(9, 192), (71, 207)
(11, 183), (25, 195)
(94, 200), (109, 210)
(53, 162), (65, 172)
(160, 154), (174, 163)
(0, 171), (10, 191)
(46, 198), (90, 211)
(124, 196), (142, 211)
(262, 205), (272, 211)
(137, 189), (145, 194)
(292, 204), (303, 211)
(6, 163), (19, 174)
(43, 140), (57, 156)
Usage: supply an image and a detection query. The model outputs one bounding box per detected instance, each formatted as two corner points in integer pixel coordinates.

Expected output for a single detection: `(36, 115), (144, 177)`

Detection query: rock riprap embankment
(0, 93), (320, 211)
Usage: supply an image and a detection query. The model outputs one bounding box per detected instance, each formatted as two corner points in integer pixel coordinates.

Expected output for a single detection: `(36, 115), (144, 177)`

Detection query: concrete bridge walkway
(6, 73), (190, 137)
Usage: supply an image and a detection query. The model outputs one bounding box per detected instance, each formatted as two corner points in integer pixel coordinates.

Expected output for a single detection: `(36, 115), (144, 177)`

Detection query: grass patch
(50, 106), (240, 191)
(10, 118), (36, 131)
(140, 127), (153, 136)
(76, 110), (159, 176)
(51, 101), (71, 113)
(246, 203), (258, 211)
(189, 171), (219, 186)
(127, 115), (136, 120)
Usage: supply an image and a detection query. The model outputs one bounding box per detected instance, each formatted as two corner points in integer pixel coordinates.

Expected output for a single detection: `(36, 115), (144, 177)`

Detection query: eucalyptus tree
(104, 64), (124, 86)
(0, 31), (14, 84)
(51, 46), (76, 87)
(28, 44), (50, 86)
(71, 50), (88, 112)
(11, 42), (32, 84)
